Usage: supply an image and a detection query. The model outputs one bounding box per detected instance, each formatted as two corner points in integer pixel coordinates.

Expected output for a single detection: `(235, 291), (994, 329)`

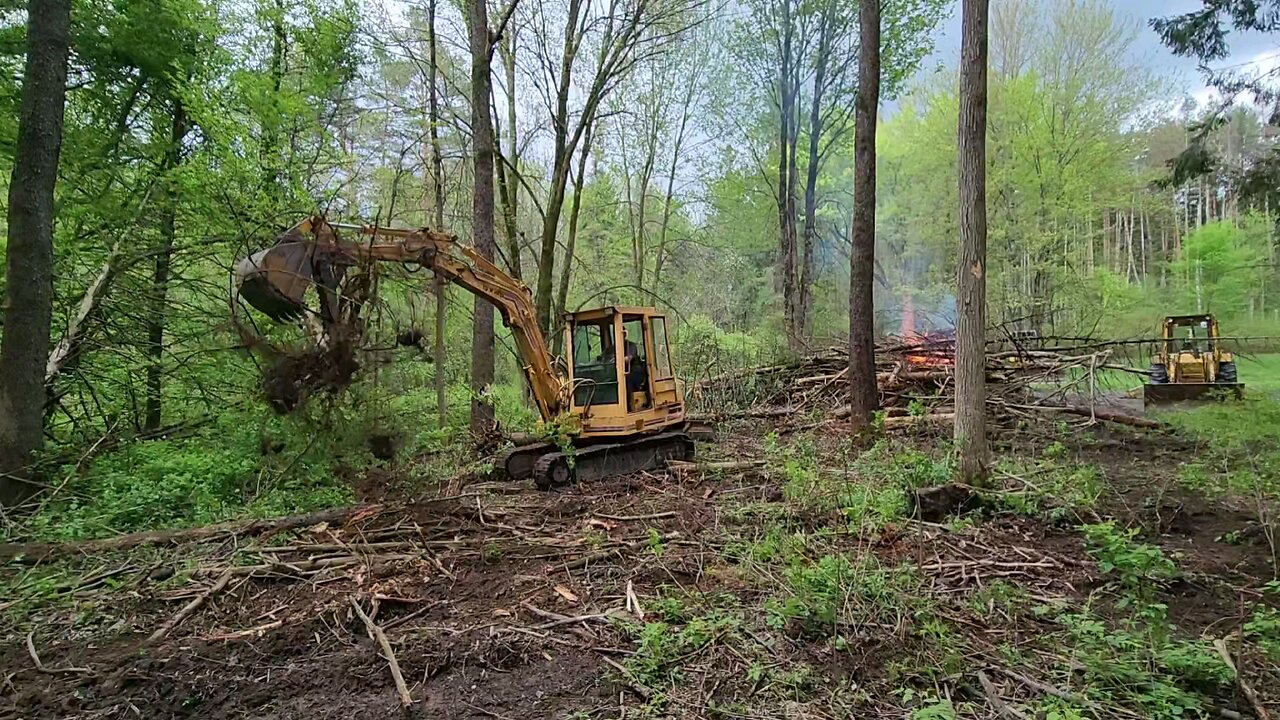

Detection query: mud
(2, 415), (1277, 719)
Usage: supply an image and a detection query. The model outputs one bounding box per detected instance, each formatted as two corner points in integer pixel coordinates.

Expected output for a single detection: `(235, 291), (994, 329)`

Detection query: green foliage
(766, 553), (921, 638)
(905, 696), (956, 720)
(1052, 608), (1231, 719)
(623, 608), (744, 688)
(1169, 219), (1269, 315)
(767, 435), (953, 529)
(993, 455), (1104, 518)
(1244, 605), (1280, 661)
(16, 411), (355, 540)
(1167, 392), (1280, 502)
(1082, 522), (1177, 592)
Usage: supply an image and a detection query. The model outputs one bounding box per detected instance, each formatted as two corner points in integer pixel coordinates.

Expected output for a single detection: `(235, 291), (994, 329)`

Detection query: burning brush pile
(690, 333), (1158, 430)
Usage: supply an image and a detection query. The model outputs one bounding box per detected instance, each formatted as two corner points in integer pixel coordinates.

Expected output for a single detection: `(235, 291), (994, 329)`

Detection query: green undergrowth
(1164, 394), (1280, 501)
(764, 432), (953, 530)
(993, 441), (1106, 520)
(11, 379), (524, 541)
(697, 422), (1279, 717)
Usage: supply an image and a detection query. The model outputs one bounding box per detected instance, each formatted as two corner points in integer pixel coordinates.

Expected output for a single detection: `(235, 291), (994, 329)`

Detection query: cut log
(1003, 403), (1161, 429)
(883, 413), (955, 430)
(666, 460), (764, 472)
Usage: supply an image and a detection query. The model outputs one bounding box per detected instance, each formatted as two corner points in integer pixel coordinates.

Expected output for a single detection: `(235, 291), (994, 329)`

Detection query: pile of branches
(689, 337), (1158, 429)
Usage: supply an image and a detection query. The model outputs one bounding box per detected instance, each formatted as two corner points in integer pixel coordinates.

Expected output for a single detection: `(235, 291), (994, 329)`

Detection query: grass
(1237, 354), (1280, 396)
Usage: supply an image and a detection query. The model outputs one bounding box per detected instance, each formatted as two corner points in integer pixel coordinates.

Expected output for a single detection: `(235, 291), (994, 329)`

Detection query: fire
(898, 293), (954, 367)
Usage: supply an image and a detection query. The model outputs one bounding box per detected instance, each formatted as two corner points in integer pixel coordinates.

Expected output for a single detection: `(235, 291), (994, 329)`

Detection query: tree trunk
(145, 103), (188, 431)
(262, 0), (286, 192)
(0, 0), (71, 505)
(428, 0), (448, 428)
(495, 29), (521, 279)
(468, 0), (497, 436)
(955, 0), (989, 485)
(534, 0), (585, 336)
(784, 74), (801, 349)
(848, 0), (880, 430)
(776, 0), (797, 347)
(556, 122), (595, 322)
(1125, 203), (1137, 284)
(652, 78), (695, 289)
(799, 2), (834, 340)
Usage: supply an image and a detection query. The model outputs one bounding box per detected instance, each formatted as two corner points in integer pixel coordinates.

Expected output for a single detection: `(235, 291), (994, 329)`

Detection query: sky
(921, 0), (1280, 108)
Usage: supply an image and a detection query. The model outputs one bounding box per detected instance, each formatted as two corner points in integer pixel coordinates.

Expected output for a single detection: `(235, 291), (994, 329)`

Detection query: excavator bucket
(1144, 382), (1243, 405)
(234, 239), (316, 322)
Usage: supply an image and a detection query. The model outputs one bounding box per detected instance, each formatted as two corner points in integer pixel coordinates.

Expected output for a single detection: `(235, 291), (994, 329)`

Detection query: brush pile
(688, 336), (1157, 429)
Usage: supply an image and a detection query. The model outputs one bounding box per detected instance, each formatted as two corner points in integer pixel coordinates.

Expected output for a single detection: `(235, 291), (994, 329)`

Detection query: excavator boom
(235, 216), (566, 421)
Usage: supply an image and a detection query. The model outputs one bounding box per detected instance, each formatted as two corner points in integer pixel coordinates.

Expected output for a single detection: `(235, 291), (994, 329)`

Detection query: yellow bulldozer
(234, 215), (699, 488)
(1144, 314), (1243, 404)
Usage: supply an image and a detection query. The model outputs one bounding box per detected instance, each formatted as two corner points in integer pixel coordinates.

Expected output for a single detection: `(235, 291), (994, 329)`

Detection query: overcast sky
(920, 0), (1280, 107)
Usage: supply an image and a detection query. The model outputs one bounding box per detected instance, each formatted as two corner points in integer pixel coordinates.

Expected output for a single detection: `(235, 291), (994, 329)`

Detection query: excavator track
(500, 442), (555, 480)
(533, 431), (695, 490)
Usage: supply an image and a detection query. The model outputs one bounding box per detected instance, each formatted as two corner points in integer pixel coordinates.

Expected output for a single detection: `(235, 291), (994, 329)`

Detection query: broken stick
(25, 632), (92, 674)
(977, 670), (1031, 720)
(1213, 636), (1271, 720)
(351, 596), (413, 708)
(148, 568), (234, 644)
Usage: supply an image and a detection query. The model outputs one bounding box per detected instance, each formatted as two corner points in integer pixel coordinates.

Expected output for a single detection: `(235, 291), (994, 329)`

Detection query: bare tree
(0, 0), (72, 504)
(955, 0), (990, 484)
(524, 0), (702, 334)
(735, 0), (863, 348)
(848, 0), (879, 430)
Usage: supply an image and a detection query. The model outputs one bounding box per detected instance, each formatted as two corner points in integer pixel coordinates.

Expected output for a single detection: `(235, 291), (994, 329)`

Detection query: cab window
(571, 321), (619, 406)
(651, 317), (672, 379)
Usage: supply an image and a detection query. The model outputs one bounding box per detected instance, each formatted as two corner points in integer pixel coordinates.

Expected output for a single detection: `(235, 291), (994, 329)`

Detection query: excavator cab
(565, 307), (683, 436)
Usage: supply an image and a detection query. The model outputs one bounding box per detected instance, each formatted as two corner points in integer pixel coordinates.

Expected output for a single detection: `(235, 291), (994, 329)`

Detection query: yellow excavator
(1144, 314), (1243, 404)
(234, 215), (697, 488)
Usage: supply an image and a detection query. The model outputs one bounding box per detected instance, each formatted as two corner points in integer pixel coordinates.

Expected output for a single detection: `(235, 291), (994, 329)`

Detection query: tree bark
(652, 74), (695, 289)
(799, 3), (834, 340)
(848, 0), (880, 430)
(427, 0), (448, 428)
(495, 28), (521, 279)
(955, 0), (990, 485)
(468, 0), (497, 436)
(776, 0), (797, 347)
(556, 122), (595, 322)
(145, 104), (188, 431)
(0, 0), (72, 505)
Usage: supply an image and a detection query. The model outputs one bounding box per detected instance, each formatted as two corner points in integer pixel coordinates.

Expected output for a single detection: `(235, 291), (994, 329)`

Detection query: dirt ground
(1, 414), (1277, 720)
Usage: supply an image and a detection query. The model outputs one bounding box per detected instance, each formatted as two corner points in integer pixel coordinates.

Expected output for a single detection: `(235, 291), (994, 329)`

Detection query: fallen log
(686, 406), (796, 422)
(0, 503), (386, 564)
(884, 413), (955, 430)
(1002, 403), (1162, 429)
(665, 459), (765, 472)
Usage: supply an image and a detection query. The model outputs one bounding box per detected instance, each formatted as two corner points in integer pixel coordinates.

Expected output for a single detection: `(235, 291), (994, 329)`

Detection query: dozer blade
(1144, 382), (1243, 405)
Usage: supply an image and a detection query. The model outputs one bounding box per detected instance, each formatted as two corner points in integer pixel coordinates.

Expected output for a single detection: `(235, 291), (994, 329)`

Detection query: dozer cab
(1144, 314), (1242, 405)
(234, 216), (697, 488)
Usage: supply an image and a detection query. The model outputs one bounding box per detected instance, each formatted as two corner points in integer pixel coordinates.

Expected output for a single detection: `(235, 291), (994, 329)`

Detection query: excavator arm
(234, 215), (567, 421)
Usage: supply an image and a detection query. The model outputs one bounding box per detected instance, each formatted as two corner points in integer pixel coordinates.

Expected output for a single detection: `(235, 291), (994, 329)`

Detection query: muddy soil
(1, 417), (1276, 719)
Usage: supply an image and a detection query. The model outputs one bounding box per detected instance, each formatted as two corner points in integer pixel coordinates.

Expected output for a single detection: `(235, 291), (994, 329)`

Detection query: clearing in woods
(2, 359), (1279, 719)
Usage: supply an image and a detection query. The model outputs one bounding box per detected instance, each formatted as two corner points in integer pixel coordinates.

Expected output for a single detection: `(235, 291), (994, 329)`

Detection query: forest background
(1, 0), (1275, 537)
